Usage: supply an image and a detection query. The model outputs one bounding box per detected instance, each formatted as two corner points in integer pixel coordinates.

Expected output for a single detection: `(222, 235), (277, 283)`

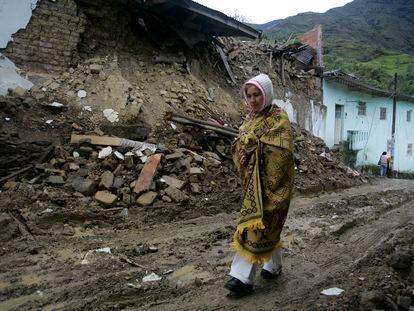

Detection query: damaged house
(0, 0), (326, 137)
(0, 0), (335, 185)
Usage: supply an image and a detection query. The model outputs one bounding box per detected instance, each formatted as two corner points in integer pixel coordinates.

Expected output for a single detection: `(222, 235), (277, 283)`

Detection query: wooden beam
(215, 44), (236, 85)
(70, 134), (122, 146)
(168, 114), (238, 138)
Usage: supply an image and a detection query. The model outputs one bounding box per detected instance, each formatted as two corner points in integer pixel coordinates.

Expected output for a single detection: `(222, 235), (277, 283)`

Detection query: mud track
(1, 178), (413, 310)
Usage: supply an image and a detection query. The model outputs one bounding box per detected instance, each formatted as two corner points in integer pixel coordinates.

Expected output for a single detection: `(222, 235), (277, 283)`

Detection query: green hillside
(323, 39), (414, 94)
(258, 0), (414, 95)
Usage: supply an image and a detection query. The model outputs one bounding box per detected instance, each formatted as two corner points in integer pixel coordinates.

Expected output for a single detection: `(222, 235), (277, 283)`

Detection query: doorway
(334, 105), (344, 144)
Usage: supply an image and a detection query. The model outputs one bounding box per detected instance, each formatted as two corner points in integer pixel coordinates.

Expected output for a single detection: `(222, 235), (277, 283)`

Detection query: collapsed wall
(2, 0), (86, 72)
(2, 0), (154, 73)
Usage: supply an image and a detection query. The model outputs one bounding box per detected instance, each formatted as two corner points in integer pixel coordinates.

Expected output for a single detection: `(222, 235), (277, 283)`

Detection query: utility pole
(391, 73), (397, 136)
(389, 73), (397, 176)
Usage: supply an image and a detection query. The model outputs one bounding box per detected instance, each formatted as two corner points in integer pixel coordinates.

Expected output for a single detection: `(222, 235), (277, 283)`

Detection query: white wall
(0, 0), (37, 48)
(394, 101), (414, 172)
(323, 80), (414, 172)
(275, 98), (326, 140)
(310, 100), (326, 139)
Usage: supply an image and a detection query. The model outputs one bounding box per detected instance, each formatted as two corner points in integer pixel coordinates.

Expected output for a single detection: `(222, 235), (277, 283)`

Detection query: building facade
(323, 71), (414, 173)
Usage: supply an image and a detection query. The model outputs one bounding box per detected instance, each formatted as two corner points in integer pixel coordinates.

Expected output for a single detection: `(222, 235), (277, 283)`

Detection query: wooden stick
(119, 255), (146, 269)
(70, 134), (122, 146)
(215, 44), (236, 84)
(0, 165), (33, 184)
(0, 145), (53, 184)
(170, 112), (238, 134)
(170, 115), (238, 138)
(8, 212), (34, 240)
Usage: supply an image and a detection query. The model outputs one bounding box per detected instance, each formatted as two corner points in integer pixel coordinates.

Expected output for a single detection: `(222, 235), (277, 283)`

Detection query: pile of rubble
(292, 124), (364, 193)
(0, 33), (365, 210)
(1, 96), (365, 214)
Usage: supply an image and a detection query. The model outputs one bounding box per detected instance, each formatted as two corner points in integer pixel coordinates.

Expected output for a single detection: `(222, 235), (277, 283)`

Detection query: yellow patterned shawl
(231, 105), (294, 264)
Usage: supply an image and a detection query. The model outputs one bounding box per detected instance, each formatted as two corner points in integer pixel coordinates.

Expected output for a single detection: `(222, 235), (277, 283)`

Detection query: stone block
(46, 175), (65, 185)
(189, 167), (204, 175)
(165, 186), (189, 203)
(71, 177), (97, 195)
(12, 86), (27, 97)
(89, 64), (103, 74)
(99, 171), (114, 190)
(161, 175), (185, 189)
(136, 191), (158, 206)
(95, 191), (117, 206)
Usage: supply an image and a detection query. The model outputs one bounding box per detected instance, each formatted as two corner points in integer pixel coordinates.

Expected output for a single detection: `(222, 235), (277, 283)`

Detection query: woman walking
(225, 73), (295, 295)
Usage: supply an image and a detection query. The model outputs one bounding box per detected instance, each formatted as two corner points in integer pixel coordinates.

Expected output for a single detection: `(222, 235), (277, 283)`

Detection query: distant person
(378, 151), (389, 177)
(224, 73), (295, 295)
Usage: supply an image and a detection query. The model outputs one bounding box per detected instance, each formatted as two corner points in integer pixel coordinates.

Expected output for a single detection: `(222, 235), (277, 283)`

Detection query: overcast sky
(0, 0), (37, 48)
(194, 0), (354, 24)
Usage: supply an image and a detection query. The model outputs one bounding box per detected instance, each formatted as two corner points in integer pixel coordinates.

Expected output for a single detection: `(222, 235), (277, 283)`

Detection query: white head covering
(243, 73), (274, 112)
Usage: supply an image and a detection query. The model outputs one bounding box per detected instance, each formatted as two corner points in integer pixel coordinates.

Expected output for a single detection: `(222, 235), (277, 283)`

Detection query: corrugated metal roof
(294, 46), (314, 65)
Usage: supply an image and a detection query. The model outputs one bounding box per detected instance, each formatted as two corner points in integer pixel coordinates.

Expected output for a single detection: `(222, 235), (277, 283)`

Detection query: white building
(323, 71), (414, 173)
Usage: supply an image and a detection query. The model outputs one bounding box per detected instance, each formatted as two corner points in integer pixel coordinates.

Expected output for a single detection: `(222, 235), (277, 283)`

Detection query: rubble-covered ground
(0, 33), (413, 310)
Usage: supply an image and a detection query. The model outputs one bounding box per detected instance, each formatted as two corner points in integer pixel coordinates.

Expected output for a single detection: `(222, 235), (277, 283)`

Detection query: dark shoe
(224, 277), (253, 294)
(261, 267), (282, 279)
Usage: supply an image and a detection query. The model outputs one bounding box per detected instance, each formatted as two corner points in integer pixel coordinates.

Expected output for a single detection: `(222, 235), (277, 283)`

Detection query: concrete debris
(189, 167), (204, 175)
(98, 147), (113, 159)
(94, 190), (118, 206)
(114, 151), (124, 160)
(99, 171), (114, 190)
(89, 64), (103, 74)
(68, 163), (80, 171)
(160, 175), (185, 189)
(103, 109), (119, 123)
(165, 186), (189, 203)
(12, 86), (27, 97)
(81, 247), (112, 265)
(142, 273), (162, 282)
(77, 90), (87, 98)
(71, 177), (97, 195)
(321, 287), (344, 296)
(46, 175), (65, 185)
(49, 101), (65, 108)
(136, 191), (157, 206)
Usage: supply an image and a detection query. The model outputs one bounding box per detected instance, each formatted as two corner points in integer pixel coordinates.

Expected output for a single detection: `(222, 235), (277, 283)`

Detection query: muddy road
(1, 178), (413, 310)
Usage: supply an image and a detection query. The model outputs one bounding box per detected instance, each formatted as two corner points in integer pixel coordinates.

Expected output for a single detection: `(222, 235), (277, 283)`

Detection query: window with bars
(380, 107), (387, 120)
(408, 144), (413, 156)
(357, 101), (366, 116)
(408, 110), (412, 122)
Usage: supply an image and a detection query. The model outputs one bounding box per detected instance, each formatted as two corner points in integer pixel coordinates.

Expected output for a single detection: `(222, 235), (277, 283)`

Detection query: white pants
(229, 248), (282, 284)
